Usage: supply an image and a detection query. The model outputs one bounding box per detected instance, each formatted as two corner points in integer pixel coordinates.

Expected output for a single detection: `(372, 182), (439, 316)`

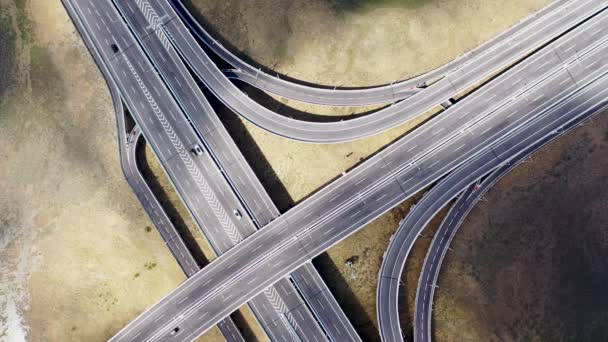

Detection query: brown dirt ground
(432, 111), (608, 341)
(0, 0), (220, 340)
(0, 0), (554, 341)
(186, 0), (551, 340)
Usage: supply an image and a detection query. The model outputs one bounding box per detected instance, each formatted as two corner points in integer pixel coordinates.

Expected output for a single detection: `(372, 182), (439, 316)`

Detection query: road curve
(119, 123), (247, 342)
(411, 104), (603, 342)
(111, 0), (361, 338)
(375, 82), (608, 342)
(108, 15), (608, 340)
(172, 0), (571, 107)
(67, 3), (247, 336)
(158, 0), (607, 143)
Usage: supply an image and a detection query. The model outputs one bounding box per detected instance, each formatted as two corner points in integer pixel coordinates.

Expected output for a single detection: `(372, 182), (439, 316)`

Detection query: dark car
(192, 144), (204, 156)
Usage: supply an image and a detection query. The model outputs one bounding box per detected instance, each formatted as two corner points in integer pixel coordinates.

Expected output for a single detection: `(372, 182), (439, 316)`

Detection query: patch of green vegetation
(134, 272), (140, 278)
(144, 262), (157, 270)
(0, 5), (17, 100)
(14, 0), (32, 43)
(145, 226), (152, 233)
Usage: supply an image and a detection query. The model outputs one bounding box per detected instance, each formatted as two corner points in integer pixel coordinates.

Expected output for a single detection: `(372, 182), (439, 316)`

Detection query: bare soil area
(186, 0), (550, 87)
(0, 0), (555, 341)
(186, 0), (551, 340)
(0, 1), (224, 341)
(433, 111), (608, 341)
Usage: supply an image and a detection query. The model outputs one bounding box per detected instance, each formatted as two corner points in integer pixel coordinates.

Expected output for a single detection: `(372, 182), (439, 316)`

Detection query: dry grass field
(185, 0), (551, 340)
(0, 0), (562, 341)
(0, 1), (207, 340)
(432, 111), (608, 341)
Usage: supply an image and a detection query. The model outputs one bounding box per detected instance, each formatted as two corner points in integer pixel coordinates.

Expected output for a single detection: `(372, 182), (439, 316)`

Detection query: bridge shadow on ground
(201, 86), (296, 212)
(313, 254), (380, 340)
(134, 133), (258, 340)
(239, 83), (390, 123)
(177, 0), (376, 90)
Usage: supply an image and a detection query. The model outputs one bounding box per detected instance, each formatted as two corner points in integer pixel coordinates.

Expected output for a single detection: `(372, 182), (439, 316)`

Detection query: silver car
(233, 209), (243, 220)
(192, 144), (204, 156)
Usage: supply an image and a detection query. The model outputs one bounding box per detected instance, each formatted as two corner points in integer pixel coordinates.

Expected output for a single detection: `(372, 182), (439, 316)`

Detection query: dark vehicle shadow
(313, 253), (380, 341)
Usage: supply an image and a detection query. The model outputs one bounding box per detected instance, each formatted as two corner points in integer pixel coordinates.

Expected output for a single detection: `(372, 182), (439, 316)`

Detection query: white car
(233, 209), (243, 220)
(192, 144), (204, 156)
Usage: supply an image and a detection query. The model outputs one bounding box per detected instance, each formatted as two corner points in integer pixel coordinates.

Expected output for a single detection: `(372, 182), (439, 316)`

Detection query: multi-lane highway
(158, 0), (606, 142)
(60, 0), (608, 340)
(376, 78), (608, 341)
(117, 110), (247, 341)
(411, 106), (595, 342)
(111, 0), (360, 339)
(172, 0), (572, 107)
(65, 5), (247, 337)
(62, 0), (323, 338)
(64, 0), (360, 339)
(107, 6), (608, 340)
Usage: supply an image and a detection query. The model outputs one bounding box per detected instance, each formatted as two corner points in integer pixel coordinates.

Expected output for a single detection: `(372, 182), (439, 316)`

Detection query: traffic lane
(160, 157), (470, 341)
(377, 155), (495, 342)
(245, 286), (327, 342)
(173, 134), (502, 340)
(414, 183), (479, 342)
(117, 4), (333, 338)
(154, 68), (608, 340)
(446, 0), (607, 90)
(97, 0), (604, 144)
(92, 13), (244, 340)
(211, 49), (605, 306)
(108, 216), (299, 341)
(107, 6), (608, 342)
(201, 127), (278, 225)
(115, 0), (280, 234)
(109, 7), (333, 337)
(114, 0), (292, 246)
(125, 0), (281, 227)
(269, 279), (328, 342)
(390, 80), (608, 342)
(166, 3), (608, 144)
(288, 66), (582, 240)
(109, 44), (608, 340)
(73, 0), (257, 283)
(169, 0), (575, 106)
(67, 1), (310, 340)
(412, 109), (604, 342)
(290, 263), (362, 342)
(125, 130), (202, 276)
(159, 0), (607, 143)
(224, 70), (417, 105)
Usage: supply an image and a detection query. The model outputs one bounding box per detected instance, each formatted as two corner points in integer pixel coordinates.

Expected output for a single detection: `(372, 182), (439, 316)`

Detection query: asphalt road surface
(411, 106), (596, 342)
(63, 6), (247, 338)
(375, 78), (608, 341)
(62, 0), (608, 340)
(159, 0), (606, 142)
(64, 0), (359, 339)
(171, 0), (573, 106)
(62, 0), (321, 340)
(107, 8), (608, 341)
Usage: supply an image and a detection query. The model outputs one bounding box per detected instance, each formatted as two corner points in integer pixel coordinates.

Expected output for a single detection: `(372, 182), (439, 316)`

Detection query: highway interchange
(376, 73), (608, 342)
(59, 0), (608, 341)
(65, 0), (358, 340)
(411, 101), (602, 342)
(160, 0), (607, 143)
